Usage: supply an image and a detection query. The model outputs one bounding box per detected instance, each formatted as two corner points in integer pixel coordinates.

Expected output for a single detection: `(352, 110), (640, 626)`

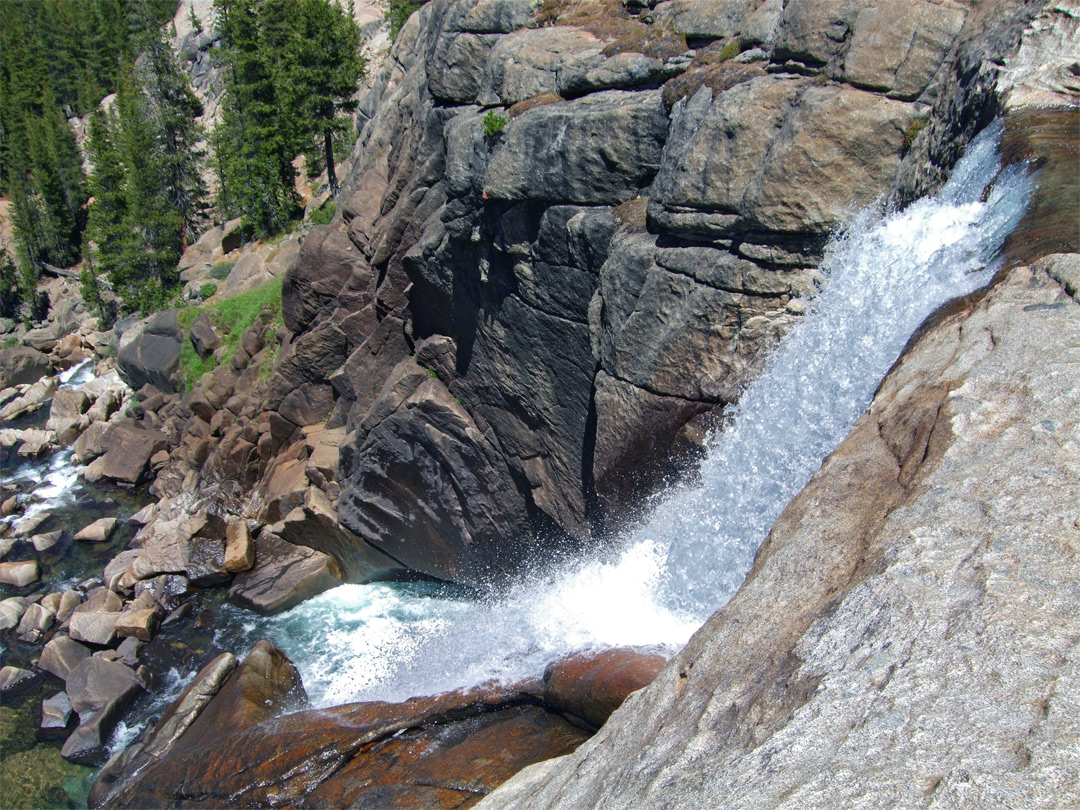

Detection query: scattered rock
(0, 559), (40, 587)
(32, 530), (63, 552)
(68, 611), (121, 647)
(41, 691), (74, 730)
(74, 517), (118, 543)
(0, 377), (57, 421)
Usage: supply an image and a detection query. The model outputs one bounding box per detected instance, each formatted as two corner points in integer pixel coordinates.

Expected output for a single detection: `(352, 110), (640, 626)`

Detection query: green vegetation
(212, 0), (365, 238)
(483, 110), (508, 138)
(200, 282), (218, 299)
(385, 0), (426, 42)
(210, 261), (236, 281)
(177, 277), (283, 389)
(0, 0), (179, 320)
(309, 199), (336, 226)
(716, 39), (741, 62)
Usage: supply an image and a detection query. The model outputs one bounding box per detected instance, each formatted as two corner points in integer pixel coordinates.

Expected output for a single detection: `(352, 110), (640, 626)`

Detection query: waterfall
(240, 121), (1032, 707)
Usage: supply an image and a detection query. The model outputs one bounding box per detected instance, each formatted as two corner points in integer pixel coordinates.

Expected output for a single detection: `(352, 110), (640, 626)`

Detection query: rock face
(476, 257), (1080, 808)
(262, 0), (1046, 584)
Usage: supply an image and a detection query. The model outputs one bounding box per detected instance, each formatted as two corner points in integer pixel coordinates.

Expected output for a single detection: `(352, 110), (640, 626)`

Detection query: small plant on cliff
(209, 261), (234, 281)
(483, 110), (508, 139)
(902, 115), (929, 154)
(199, 282), (218, 300)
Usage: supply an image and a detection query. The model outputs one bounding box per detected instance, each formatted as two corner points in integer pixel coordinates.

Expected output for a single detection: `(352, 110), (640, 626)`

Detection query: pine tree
(213, 0), (300, 238)
(84, 109), (129, 289)
(278, 0), (365, 199)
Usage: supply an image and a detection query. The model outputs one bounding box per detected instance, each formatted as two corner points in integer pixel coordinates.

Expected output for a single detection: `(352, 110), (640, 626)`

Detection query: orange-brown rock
(542, 647), (667, 728)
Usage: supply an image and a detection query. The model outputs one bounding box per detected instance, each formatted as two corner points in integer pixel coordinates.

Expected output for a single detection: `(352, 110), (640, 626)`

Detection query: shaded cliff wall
(269, 0), (1046, 583)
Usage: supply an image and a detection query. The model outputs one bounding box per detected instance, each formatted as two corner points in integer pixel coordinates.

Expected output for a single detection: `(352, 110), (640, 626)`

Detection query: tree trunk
(325, 128), (339, 199)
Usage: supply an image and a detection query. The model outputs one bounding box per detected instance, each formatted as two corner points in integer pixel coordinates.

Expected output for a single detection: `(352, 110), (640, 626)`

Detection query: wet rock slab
(89, 641), (670, 809)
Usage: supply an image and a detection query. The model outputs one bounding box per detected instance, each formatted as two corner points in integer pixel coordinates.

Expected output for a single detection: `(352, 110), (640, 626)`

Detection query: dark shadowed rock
(282, 227), (365, 333)
(116, 309), (183, 394)
(189, 313), (220, 359)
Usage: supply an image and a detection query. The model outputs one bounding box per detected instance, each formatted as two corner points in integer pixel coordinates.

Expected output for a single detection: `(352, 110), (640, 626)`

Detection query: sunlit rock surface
(478, 255), (1080, 808)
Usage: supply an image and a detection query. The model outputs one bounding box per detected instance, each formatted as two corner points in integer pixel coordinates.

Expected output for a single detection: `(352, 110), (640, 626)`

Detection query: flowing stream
(225, 122), (1031, 708)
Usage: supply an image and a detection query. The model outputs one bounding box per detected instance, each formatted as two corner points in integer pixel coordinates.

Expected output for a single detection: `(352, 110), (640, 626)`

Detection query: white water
(245, 123), (1031, 707)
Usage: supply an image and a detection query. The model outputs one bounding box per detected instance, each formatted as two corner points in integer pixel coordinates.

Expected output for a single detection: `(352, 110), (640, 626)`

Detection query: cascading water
(233, 121), (1032, 707)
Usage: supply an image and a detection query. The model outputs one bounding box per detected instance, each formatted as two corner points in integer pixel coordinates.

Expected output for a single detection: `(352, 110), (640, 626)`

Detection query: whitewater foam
(249, 122), (1031, 706)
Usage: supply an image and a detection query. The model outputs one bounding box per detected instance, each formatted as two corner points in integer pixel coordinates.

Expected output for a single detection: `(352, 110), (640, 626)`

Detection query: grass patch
(178, 278), (284, 391)
(199, 282), (218, 299)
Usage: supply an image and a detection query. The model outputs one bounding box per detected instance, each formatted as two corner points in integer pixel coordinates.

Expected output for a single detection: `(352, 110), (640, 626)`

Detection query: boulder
(74, 517), (118, 543)
(279, 487), (402, 582)
(61, 657), (144, 764)
(227, 531), (343, 615)
(83, 422), (168, 485)
(188, 313), (220, 360)
(0, 665), (36, 694)
(13, 511), (49, 537)
(116, 309), (183, 394)
(223, 522), (255, 573)
(46, 388), (91, 444)
(0, 345), (52, 388)
(16, 601), (56, 642)
(68, 611), (121, 647)
(0, 559), (40, 587)
(114, 607), (160, 642)
(39, 635), (92, 682)
(0, 376), (57, 421)
(73, 421), (111, 463)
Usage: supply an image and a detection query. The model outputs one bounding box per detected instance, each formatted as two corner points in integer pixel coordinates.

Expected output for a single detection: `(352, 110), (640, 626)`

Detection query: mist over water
(246, 123), (1031, 707)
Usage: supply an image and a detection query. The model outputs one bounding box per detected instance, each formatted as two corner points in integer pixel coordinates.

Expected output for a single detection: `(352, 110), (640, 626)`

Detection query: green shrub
(309, 200), (335, 226)
(209, 261), (234, 281)
(178, 278), (284, 391)
(199, 282), (218, 299)
(483, 110), (507, 138)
